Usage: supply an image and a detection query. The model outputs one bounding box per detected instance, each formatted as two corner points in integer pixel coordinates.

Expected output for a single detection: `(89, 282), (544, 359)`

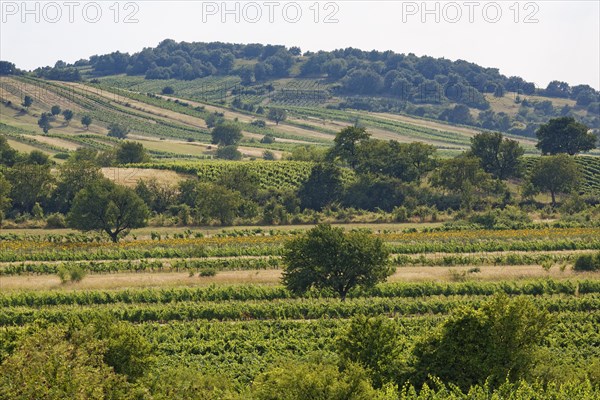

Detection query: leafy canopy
(283, 224), (392, 300)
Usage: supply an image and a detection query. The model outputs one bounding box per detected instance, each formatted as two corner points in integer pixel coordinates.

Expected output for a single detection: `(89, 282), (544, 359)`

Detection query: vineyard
(1, 217), (599, 398)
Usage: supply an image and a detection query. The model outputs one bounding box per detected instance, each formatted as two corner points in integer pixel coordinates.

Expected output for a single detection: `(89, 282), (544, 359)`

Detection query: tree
(0, 172), (11, 212)
(283, 224), (392, 301)
(62, 109), (74, 125)
(536, 117), (597, 155)
(430, 155), (496, 209)
(267, 108), (287, 125)
(161, 86), (174, 94)
(21, 95), (33, 110)
(108, 123), (130, 139)
(0, 326), (134, 399)
(116, 141), (148, 164)
(0, 61), (16, 75)
(411, 294), (550, 390)
(211, 123), (242, 146)
(50, 105), (61, 117)
(329, 126), (371, 168)
(81, 115), (92, 130)
(51, 150), (104, 213)
(528, 154), (581, 206)
(6, 163), (54, 212)
(216, 145), (242, 160)
(192, 183), (253, 225)
(37, 113), (51, 134)
(67, 179), (149, 242)
(0, 135), (20, 166)
(336, 315), (404, 388)
(470, 132), (524, 179)
(298, 163), (344, 210)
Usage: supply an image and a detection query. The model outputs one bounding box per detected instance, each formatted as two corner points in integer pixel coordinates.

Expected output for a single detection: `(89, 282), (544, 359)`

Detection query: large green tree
(430, 155), (497, 209)
(283, 224), (392, 301)
(470, 132), (524, 179)
(0, 135), (20, 166)
(297, 163), (344, 210)
(535, 117), (597, 155)
(329, 126), (371, 168)
(267, 107), (287, 125)
(528, 154), (581, 206)
(6, 163), (54, 212)
(67, 179), (149, 242)
(52, 150), (104, 213)
(211, 123), (242, 146)
(116, 141), (148, 164)
(37, 113), (51, 134)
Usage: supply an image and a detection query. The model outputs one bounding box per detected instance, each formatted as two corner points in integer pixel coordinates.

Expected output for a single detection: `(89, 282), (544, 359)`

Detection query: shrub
(45, 213), (66, 228)
(573, 253), (600, 272)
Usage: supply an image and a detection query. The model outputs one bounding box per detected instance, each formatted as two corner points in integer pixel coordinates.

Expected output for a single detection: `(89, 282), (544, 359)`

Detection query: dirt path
(1, 265), (591, 292)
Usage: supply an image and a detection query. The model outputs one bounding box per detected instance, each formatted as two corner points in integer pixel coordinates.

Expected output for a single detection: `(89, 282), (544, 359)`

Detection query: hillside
(4, 39), (597, 137)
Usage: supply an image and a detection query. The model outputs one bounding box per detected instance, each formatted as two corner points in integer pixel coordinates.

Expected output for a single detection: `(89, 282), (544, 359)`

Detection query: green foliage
(0, 325), (135, 399)
(573, 252), (600, 272)
(337, 315), (406, 388)
(298, 163), (344, 210)
(37, 112), (52, 134)
(0, 172), (11, 212)
(267, 107), (287, 125)
(62, 109), (73, 124)
(57, 263), (87, 283)
(5, 162), (54, 212)
(411, 294), (551, 390)
(469, 132), (524, 179)
(251, 359), (376, 400)
(430, 155), (497, 209)
(21, 95), (33, 109)
(81, 114), (92, 129)
(212, 123), (242, 146)
(67, 179), (149, 242)
(283, 224), (392, 300)
(528, 154), (581, 205)
(329, 126), (371, 167)
(108, 122), (130, 139)
(216, 145), (242, 160)
(50, 105), (61, 116)
(116, 141), (149, 164)
(536, 117), (596, 155)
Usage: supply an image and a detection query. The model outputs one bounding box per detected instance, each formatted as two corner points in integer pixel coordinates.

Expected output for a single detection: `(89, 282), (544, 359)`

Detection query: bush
(45, 213), (66, 228)
(260, 134), (275, 143)
(57, 263), (87, 283)
(573, 253), (600, 272)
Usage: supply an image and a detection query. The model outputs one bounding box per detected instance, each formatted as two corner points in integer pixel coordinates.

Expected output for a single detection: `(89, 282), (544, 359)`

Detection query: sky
(1, 1), (599, 90)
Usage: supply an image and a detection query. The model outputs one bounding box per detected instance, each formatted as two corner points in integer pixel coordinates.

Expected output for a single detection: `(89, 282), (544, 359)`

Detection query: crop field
(1, 223), (599, 396)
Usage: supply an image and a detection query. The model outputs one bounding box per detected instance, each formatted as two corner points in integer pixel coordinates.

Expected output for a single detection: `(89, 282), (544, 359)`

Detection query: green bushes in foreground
(574, 252), (600, 272)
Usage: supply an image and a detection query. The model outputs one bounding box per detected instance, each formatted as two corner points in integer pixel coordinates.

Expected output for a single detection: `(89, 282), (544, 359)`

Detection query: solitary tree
(50, 105), (61, 117)
(211, 123), (242, 146)
(37, 113), (51, 134)
(267, 108), (287, 125)
(67, 179), (149, 242)
(528, 154), (581, 206)
(215, 145), (242, 160)
(81, 115), (92, 130)
(108, 123), (130, 139)
(22, 95), (33, 110)
(536, 117), (597, 155)
(62, 109), (74, 125)
(470, 132), (524, 179)
(283, 224), (392, 301)
(115, 141), (148, 164)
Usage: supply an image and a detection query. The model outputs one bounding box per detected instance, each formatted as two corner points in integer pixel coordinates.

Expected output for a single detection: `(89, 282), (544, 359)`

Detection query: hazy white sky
(1, 1), (599, 89)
